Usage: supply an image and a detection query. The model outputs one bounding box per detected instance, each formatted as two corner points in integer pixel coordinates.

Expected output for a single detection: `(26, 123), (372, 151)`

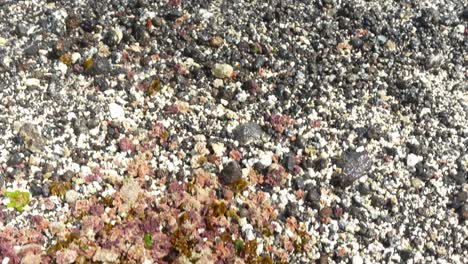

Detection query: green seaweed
(4, 190), (30, 212)
(144, 233), (152, 248)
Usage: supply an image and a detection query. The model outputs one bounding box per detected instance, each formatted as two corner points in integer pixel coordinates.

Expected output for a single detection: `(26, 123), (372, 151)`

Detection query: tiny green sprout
(4, 190), (30, 212)
(234, 239), (244, 253)
(144, 233), (152, 248)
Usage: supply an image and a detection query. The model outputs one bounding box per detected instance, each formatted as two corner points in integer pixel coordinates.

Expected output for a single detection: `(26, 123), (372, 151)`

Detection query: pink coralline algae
(270, 114), (294, 133)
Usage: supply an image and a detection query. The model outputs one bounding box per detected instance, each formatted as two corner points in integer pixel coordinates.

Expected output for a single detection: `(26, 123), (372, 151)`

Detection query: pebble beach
(0, 0), (467, 263)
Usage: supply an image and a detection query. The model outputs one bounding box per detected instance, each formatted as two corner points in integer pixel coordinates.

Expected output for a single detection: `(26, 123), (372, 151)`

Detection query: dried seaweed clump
(170, 229), (195, 257)
(49, 180), (72, 197)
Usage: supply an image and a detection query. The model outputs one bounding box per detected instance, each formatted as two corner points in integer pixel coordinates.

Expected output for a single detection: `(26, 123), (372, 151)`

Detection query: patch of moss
(4, 190), (30, 212)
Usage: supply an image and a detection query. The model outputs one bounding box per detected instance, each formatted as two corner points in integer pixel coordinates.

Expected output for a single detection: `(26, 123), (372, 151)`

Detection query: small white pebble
(65, 190), (79, 204)
(352, 255), (364, 264)
(109, 103), (125, 119)
(407, 153), (423, 167)
(25, 78), (41, 87)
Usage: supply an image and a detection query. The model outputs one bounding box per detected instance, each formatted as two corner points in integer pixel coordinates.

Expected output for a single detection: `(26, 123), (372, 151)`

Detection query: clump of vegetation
(49, 180), (72, 196)
(229, 178), (249, 194)
(147, 78), (162, 96)
(59, 53), (72, 66)
(83, 57), (93, 70)
(144, 233), (152, 248)
(234, 239), (244, 254)
(170, 229), (194, 257)
(4, 190), (30, 212)
(211, 200), (227, 217)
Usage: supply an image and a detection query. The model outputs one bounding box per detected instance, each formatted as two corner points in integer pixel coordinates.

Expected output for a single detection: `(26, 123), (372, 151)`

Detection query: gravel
(0, 0), (466, 263)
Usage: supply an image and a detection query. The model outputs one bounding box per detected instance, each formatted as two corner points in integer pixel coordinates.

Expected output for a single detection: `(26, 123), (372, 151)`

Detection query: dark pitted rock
(86, 56), (111, 76)
(253, 55), (266, 70)
(233, 122), (264, 145)
(241, 79), (260, 94)
(19, 123), (46, 153)
(65, 13), (82, 32)
(305, 184), (321, 209)
(461, 204), (468, 221)
(331, 150), (372, 188)
(24, 43), (39, 56)
(30, 183), (43, 197)
(452, 191), (467, 209)
(283, 153), (296, 172)
(103, 30), (120, 47)
(219, 161), (243, 185)
(284, 202), (300, 218)
(7, 152), (23, 167)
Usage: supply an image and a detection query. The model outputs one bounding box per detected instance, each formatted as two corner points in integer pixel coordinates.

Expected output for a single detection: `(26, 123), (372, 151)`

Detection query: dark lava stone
(292, 176), (306, 190)
(462, 8), (468, 20)
(12, 135), (24, 145)
(370, 195), (386, 207)
(86, 56), (111, 76)
(241, 79), (260, 94)
(61, 170), (75, 182)
(283, 153), (296, 172)
(384, 146), (398, 157)
(399, 249), (414, 261)
(73, 119), (89, 136)
(253, 162), (268, 173)
(452, 191), (467, 209)
(7, 153), (23, 167)
(81, 18), (97, 32)
(30, 183), (43, 197)
(94, 77), (110, 91)
(165, 10), (182, 21)
(350, 38), (363, 49)
(349, 205), (367, 221)
(305, 185), (321, 209)
(219, 161), (243, 185)
(284, 202), (300, 218)
(103, 30), (119, 47)
(24, 43), (39, 56)
(65, 13), (82, 31)
(313, 158), (328, 171)
(233, 122), (264, 145)
(301, 157), (314, 169)
(415, 161), (432, 180)
(253, 55), (266, 70)
(357, 182), (372, 195)
(15, 23), (29, 37)
(42, 183), (51, 197)
(461, 204), (468, 220)
(331, 150), (372, 188)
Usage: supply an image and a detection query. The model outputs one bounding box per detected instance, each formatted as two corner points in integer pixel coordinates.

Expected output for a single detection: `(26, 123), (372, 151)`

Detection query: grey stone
(19, 123), (46, 153)
(219, 161), (243, 185)
(233, 122), (264, 145)
(332, 150), (373, 188)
